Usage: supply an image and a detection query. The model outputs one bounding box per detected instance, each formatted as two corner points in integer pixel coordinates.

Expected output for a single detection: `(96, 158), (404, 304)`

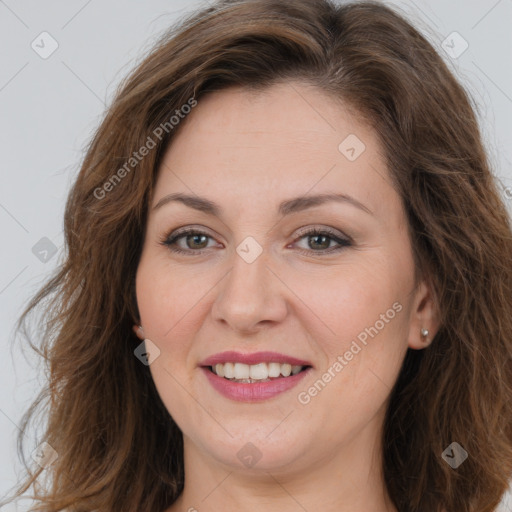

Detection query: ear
(132, 324), (145, 341)
(407, 279), (440, 350)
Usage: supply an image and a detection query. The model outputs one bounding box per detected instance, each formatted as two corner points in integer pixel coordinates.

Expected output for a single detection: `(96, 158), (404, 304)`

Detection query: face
(134, 81), (434, 475)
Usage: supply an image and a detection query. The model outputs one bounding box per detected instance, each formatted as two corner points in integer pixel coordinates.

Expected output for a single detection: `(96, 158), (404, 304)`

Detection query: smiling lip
(199, 351), (313, 402)
(201, 366), (312, 402)
(199, 351), (312, 367)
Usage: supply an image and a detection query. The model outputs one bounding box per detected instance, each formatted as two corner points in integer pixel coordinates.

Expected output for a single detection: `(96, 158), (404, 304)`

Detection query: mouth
(206, 362), (312, 383)
(198, 351), (313, 402)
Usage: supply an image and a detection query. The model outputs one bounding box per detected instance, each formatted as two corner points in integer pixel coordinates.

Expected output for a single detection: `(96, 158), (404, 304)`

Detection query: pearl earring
(420, 328), (429, 338)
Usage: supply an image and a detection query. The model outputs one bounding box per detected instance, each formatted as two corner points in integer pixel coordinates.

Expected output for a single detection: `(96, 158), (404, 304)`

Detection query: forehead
(152, 82), (398, 220)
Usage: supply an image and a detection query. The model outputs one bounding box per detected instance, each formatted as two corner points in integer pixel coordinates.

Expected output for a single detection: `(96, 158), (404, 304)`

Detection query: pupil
(310, 234), (329, 250)
(188, 234), (208, 249)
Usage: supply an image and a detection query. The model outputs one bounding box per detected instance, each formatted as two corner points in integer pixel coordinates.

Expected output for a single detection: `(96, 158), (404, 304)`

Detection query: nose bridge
(211, 242), (287, 332)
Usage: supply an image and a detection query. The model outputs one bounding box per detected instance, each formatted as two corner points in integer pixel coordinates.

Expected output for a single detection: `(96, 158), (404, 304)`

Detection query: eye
(292, 227), (352, 255)
(160, 226), (352, 256)
(160, 228), (220, 255)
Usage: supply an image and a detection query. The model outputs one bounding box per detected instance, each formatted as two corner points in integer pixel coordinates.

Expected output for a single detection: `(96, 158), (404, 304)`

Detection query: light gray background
(1, 0), (511, 510)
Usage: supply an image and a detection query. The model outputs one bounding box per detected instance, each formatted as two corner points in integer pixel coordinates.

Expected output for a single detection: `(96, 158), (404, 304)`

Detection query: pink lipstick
(199, 351), (313, 402)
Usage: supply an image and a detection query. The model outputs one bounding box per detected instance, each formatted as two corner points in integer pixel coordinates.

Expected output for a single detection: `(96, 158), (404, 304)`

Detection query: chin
(193, 426), (308, 471)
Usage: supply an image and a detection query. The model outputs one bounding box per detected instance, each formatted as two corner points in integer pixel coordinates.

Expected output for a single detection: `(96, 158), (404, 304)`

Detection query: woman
(5, 0), (512, 511)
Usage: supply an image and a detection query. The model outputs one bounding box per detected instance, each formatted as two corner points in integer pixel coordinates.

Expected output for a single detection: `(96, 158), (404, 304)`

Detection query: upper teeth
(213, 362), (304, 380)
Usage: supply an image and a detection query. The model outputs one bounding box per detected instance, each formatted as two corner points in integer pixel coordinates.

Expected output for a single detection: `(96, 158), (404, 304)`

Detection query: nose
(211, 247), (288, 334)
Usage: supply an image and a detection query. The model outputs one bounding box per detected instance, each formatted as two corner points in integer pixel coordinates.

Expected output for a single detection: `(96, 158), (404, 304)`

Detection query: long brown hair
(5, 1), (512, 510)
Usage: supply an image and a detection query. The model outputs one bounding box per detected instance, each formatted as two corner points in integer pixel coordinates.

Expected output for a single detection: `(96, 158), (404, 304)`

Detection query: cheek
(135, 256), (204, 426)
(135, 252), (208, 341)
(135, 253), (219, 404)
(136, 271), (174, 338)
(287, 255), (413, 412)
(293, 273), (408, 424)
(290, 258), (407, 349)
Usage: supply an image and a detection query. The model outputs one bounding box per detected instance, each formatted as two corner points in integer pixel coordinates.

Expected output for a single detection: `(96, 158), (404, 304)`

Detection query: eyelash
(160, 226), (352, 256)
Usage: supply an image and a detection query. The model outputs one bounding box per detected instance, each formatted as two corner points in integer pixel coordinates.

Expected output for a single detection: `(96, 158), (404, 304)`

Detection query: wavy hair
(5, 0), (512, 511)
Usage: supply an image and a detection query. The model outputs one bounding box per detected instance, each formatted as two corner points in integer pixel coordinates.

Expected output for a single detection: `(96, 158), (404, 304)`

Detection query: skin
(133, 81), (439, 512)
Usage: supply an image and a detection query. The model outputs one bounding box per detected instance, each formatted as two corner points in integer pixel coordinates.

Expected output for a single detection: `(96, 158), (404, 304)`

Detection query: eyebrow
(152, 192), (373, 216)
